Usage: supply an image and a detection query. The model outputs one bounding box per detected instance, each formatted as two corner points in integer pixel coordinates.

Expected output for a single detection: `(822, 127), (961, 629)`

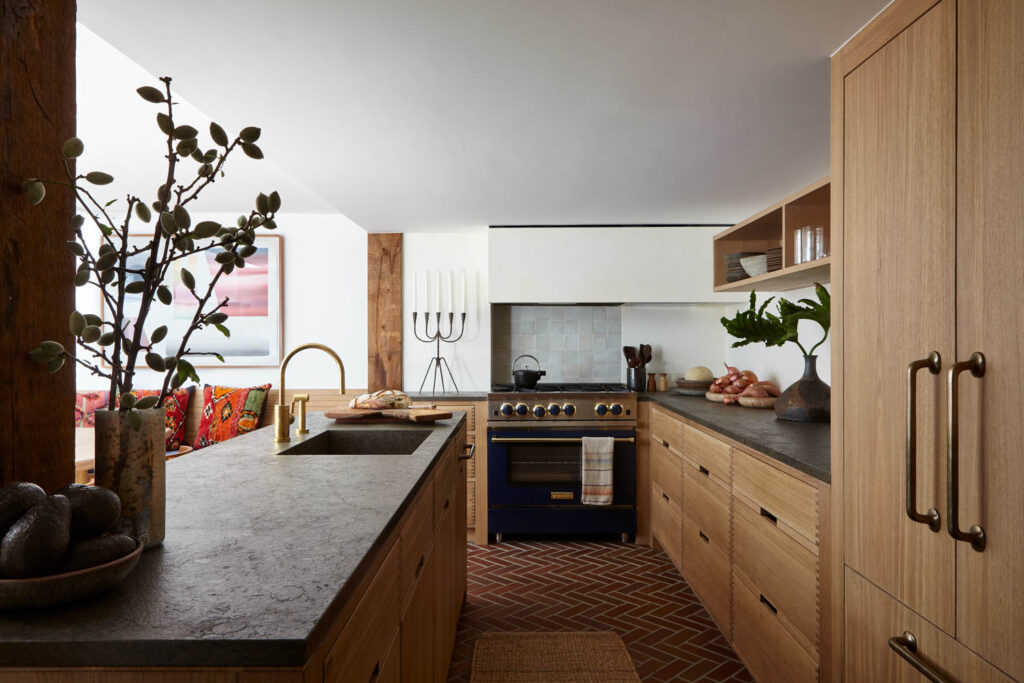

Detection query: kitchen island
(0, 412), (468, 681)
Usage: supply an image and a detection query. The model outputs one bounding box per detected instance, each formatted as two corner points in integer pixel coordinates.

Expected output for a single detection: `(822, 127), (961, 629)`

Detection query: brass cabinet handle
(906, 352), (942, 531)
(888, 632), (951, 683)
(459, 443), (476, 461)
(947, 352), (986, 552)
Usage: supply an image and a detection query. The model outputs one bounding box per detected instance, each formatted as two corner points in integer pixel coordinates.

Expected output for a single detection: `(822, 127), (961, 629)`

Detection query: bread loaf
(349, 389), (411, 410)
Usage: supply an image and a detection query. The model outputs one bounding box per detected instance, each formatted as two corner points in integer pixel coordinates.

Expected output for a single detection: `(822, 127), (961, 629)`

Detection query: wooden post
(0, 1), (76, 491)
(367, 233), (403, 392)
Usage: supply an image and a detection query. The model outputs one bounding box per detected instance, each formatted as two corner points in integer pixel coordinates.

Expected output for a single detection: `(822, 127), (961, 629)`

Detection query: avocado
(55, 483), (121, 540)
(0, 482), (47, 540)
(0, 495), (72, 578)
(61, 533), (136, 572)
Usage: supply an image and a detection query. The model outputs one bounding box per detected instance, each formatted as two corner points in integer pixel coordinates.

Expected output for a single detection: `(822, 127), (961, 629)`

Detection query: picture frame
(103, 234), (284, 367)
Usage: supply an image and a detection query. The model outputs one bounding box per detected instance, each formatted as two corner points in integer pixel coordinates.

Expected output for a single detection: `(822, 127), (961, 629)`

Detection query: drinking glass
(814, 226), (828, 259)
(793, 229), (803, 265)
(801, 226), (814, 263)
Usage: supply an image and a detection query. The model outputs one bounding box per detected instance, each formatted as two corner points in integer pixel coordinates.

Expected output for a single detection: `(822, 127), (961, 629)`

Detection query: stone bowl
(0, 540), (142, 609)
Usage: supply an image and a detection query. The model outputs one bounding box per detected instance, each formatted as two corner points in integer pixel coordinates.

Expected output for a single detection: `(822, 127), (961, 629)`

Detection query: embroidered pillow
(120, 387), (195, 451)
(192, 384), (272, 450)
(75, 391), (110, 427)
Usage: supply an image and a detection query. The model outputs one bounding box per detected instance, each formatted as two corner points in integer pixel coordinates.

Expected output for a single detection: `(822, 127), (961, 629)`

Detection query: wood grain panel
(636, 401), (652, 546)
(733, 570), (818, 683)
(400, 477), (434, 613)
(733, 449), (818, 548)
(955, 1), (1024, 677)
(0, 0), (77, 492)
(681, 425), (730, 486)
(0, 673), (297, 683)
(367, 233), (402, 392)
(649, 406), (683, 453)
(841, 0), (956, 632)
(682, 514), (731, 638)
(650, 480), (682, 570)
(682, 461), (729, 554)
(845, 569), (1013, 683)
(649, 439), (682, 511)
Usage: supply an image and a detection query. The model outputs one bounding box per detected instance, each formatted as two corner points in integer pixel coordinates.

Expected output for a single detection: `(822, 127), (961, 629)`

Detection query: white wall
(403, 233), (490, 392)
(722, 284), (832, 389)
(620, 304), (728, 382)
(75, 213), (368, 392)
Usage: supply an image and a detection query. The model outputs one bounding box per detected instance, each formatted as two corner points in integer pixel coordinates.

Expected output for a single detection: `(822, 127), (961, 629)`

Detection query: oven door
(487, 427), (637, 507)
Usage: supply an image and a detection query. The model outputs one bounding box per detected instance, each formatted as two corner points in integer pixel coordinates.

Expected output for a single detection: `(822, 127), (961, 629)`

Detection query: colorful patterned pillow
(75, 391), (110, 427)
(192, 384), (272, 450)
(120, 387), (195, 451)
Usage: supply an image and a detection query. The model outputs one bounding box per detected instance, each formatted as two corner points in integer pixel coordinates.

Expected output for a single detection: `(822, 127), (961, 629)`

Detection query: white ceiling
(78, 0), (887, 233)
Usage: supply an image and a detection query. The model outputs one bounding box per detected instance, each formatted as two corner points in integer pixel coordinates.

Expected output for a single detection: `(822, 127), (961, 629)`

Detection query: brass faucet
(274, 343), (346, 443)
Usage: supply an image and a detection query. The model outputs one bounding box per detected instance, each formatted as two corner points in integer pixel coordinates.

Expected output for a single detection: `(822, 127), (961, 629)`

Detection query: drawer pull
(698, 530), (709, 543)
(759, 507), (778, 524)
(888, 631), (950, 683)
(444, 497), (450, 509)
(759, 593), (778, 615)
(415, 555), (425, 577)
(662, 439), (669, 448)
(698, 465), (709, 476)
(459, 443), (476, 461)
(368, 661), (381, 682)
(662, 492), (670, 502)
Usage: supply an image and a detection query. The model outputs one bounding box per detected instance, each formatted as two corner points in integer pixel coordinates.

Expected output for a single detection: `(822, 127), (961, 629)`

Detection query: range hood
(488, 227), (747, 304)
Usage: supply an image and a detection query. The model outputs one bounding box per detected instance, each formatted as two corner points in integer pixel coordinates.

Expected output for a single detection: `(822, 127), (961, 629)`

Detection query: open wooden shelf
(713, 177), (831, 292)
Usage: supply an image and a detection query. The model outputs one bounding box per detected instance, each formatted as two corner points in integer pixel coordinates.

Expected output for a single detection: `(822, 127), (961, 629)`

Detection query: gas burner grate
(490, 383), (629, 394)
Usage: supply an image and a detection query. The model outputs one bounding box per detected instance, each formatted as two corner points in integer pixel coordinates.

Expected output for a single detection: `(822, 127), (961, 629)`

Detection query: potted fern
(23, 77), (281, 547)
(720, 283), (830, 422)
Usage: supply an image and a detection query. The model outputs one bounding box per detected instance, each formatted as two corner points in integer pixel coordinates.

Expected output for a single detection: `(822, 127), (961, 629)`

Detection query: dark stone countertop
(640, 394), (829, 482)
(0, 412), (466, 668)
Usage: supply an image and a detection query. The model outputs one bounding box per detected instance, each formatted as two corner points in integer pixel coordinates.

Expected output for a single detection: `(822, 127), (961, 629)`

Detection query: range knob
(610, 403), (624, 416)
(562, 403), (576, 417)
(594, 403), (609, 417)
(547, 403), (561, 416)
(500, 403), (515, 417)
(515, 402), (529, 417)
(532, 404), (546, 418)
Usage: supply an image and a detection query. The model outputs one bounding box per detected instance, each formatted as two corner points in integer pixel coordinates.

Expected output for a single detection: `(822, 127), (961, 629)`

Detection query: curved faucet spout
(275, 343), (346, 443)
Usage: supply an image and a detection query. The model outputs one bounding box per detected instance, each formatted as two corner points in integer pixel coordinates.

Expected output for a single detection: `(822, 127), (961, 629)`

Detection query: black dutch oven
(512, 354), (546, 389)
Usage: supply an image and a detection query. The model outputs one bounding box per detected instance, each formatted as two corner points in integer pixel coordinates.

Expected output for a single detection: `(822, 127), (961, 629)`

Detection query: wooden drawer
(466, 481), (476, 529)
(400, 477), (434, 610)
(324, 541), (401, 683)
(845, 569), (1012, 683)
(682, 424), (731, 484)
(651, 480), (682, 569)
(733, 449), (818, 545)
(650, 438), (682, 504)
(435, 403), (475, 431)
(733, 568), (818, 683)
(733, 498), (819, 660)
(433, 445), (457, 526)
(682, 460), (730, 553)
(682, 514), (731, 635)
(650, 405), (684, 453)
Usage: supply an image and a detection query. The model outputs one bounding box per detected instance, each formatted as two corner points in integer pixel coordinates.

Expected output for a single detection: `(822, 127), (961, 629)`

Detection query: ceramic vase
(93, 409), (165, 548)
(627, 368), (647, 392)
(775, 355), (830, 423)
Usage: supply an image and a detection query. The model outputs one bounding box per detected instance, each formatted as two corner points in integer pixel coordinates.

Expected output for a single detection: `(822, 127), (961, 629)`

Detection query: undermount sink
(277, 429), (432, 456)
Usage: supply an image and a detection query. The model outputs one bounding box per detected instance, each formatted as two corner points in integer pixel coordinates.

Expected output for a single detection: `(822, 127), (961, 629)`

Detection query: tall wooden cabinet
(833, 0), (1023, 679)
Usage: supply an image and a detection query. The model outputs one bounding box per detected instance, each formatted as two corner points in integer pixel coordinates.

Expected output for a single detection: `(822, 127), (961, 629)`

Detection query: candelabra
(412, 311), (467, 394)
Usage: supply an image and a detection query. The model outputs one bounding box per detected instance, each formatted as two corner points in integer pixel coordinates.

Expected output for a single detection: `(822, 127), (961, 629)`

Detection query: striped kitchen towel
(581, 436), (614, 505)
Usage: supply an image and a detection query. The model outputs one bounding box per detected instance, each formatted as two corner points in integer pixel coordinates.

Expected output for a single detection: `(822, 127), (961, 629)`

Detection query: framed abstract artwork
(107, 234), (283, 367)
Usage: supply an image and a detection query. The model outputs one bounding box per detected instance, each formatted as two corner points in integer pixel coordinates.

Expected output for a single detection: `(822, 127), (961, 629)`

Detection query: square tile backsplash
(491, 305), (622, 383)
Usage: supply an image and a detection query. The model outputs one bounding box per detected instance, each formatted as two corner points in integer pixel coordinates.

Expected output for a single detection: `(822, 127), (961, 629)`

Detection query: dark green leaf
(99, 243), (116, 256)
(120, 392), (137, 409)
(25, 181), (45, 205)
(256, 193), (270, 215)
(46, 356), (65, 373)
(83, 314), (101, 327)
(239, 126), (261, 142)
(180, 268), (195, 290)
(41, 340), (64, 356)
(69, 311), (86, 335)
(237, 231), (255, 246)
(159, 211), (177, 235)
(150, 325), (168, 344)
(198, 163), (213, 177)
(67, 240), (85, 257)
(137, 85), (165, 103)
(145, 352), (165, 372)
(135, 395), (159, 410)
(71, 214), (85, 230)
(269, 191), (281, 213)
(170, 372), (184, 389)
(176, 138), (198, 157)
(193, 221), (220, 239)
(21, 178), (37, 192)
(176, 357), (198, 384)
(104, 198), (117, 207)
(156, 285), (173, 305)
(241, 142), (263, 159)
(74, 269), (91, 287)
(81, 326), (101, 343)
(172, 124), (199, 140)
(263, 218), (277, 230)
(190, 148), (204, 162)
(209, 122), (228, 146)
(157, 184), (171, 203)
(203, 149), (218, 163)
(85, 171), (114, 185)
(29, 347), (49, 363)
(173, 205), (191, 229)
(238, 244), (257, 258)
(100, 269), (116, 284)
(214, 323), (230, 338)
(98, 331), (116, 346)
(95, 252), (117, 270)
(206, 311), (228, 324)
(164, 356), (177, 371)
(221, 262), (235, 275)
(214, 251), (234, 264)
(214, 352), (225, 363)
(62, 137), (84, 159)
(236, 215), (247, 228)
(156, 112), (173, 135)
(124, 280), (146, 294)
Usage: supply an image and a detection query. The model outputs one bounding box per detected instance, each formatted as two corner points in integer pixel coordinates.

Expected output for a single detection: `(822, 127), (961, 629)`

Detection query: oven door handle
(490, 437), (635, 444)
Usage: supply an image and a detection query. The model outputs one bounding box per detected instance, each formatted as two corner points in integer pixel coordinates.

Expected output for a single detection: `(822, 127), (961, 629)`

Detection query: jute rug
(470, 631), (642, 682)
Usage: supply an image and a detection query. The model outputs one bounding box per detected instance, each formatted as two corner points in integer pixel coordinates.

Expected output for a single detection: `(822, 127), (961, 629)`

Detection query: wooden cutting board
(324, 405), (453, 424)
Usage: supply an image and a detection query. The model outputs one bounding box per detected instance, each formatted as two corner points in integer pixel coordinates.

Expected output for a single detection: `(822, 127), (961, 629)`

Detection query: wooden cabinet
(434, 402), (486, 544)
(834, 0), (1023, 679)
(649, 407), (684, 571)
(433, 433), (466, 682)
(401, 544), (434, 683)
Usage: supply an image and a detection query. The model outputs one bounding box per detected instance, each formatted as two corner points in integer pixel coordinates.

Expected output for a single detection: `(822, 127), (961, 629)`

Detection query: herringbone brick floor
(445, 540), (754, 682)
